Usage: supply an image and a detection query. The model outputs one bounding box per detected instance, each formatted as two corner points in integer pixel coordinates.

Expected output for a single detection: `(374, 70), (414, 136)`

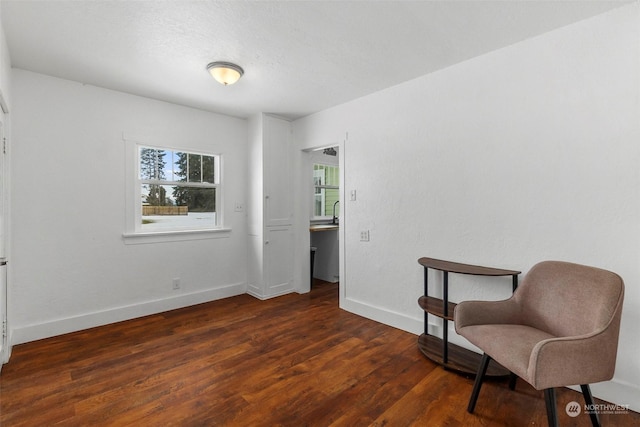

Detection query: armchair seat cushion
(458, 324), (555, 380)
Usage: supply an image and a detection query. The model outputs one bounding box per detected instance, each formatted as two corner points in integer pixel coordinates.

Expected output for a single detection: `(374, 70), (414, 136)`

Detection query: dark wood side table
(417, 257), (520, 376)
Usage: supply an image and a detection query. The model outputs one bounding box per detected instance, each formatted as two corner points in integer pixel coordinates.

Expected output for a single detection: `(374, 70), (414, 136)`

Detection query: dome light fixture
(207, 61), (244, 86)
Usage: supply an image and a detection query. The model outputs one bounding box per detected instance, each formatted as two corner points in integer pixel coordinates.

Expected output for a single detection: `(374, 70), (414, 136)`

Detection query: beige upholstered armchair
(455, 261), (624, 427)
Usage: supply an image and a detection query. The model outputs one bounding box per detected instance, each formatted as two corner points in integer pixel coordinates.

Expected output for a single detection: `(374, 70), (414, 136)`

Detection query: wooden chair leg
(468, 353), (491, 413)
(508, 372), (518, 390)
(544, 388), (559, 427)
(580, 384), (601, 427)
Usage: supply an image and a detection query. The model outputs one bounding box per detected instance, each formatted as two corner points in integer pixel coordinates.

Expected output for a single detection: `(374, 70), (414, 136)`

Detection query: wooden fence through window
(142, 206), (189, 216)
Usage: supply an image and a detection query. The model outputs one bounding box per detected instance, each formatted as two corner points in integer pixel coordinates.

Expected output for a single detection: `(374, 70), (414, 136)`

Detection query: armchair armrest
(454, 297), (521, 331)
(528, 326), (620, 390)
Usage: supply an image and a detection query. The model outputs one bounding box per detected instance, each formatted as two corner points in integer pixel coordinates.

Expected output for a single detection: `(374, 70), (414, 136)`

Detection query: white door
(264, 115), (292, 227)
(265, 227), (293, 296)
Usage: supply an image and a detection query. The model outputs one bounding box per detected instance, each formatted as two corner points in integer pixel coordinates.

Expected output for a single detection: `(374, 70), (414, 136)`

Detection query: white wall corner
(340, 296), (423, 336)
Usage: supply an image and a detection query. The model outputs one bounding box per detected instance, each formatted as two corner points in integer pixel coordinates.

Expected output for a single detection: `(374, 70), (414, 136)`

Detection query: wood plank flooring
(1, 281), (638, 426)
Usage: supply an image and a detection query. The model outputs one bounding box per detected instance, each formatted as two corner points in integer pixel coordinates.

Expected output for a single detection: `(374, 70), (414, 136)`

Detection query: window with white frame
(137, 146), (220, 232)
(313, 163), (339, 218)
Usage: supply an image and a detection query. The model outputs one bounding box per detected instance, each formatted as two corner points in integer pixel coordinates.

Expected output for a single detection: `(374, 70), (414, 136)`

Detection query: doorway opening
(302, 142), (345, 304)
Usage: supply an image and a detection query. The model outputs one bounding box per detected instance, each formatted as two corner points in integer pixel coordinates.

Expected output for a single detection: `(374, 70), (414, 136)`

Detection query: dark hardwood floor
(1, 280), (637, 426)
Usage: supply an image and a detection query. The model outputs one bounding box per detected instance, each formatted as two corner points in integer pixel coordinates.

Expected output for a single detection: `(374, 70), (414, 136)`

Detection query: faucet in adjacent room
(332, 200), (340, 225)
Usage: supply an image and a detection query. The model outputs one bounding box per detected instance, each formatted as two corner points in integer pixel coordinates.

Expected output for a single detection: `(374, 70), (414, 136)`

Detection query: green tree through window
(173, 152), (217, 213)
(140, 148), (174, 207)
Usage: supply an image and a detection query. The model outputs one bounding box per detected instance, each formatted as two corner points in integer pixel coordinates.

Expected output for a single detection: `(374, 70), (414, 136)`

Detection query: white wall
(0, 16), (10, 109)
(0, 6), (11, 258)
(293, 4), (640, 409)
(10, 70), (248, 343)
(0, 4), (12, 365)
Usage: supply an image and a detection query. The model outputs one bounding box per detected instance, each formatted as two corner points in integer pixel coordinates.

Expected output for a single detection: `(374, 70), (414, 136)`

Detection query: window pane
(313, 168), (324, 186)
(174, 152), (187, 181)
(325, 188), (339, 216)
(325, 165), (339, 186)
(188, 154), (201, 182)
(163, 150), (176, 181)
(312, 164), (339, 187)
(202, 155), (216, 184)
(139, 147), (167, 180)
(141, 183), (177, 212)
(314, 188), (324, 217)
(142, 184), (216, 230)
(174, 187), (216, 212)
(141, 184), (175, 207)
(312, 163), (339, 217)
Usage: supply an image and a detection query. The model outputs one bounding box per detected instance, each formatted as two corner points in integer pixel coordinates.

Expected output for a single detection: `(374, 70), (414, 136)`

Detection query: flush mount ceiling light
(207, 61), (244, 86)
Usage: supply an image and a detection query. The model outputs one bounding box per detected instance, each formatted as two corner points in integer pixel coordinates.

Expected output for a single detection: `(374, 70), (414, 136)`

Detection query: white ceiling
(1, 0), (630, 120)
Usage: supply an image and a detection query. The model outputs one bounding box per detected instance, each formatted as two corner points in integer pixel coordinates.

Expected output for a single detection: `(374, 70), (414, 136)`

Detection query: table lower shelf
(418, 333), (510, 377)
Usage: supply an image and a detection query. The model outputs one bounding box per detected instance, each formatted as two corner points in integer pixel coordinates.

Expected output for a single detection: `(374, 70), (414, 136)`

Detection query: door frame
(299, 138), (346, 304)
(0, 116), (7, 367)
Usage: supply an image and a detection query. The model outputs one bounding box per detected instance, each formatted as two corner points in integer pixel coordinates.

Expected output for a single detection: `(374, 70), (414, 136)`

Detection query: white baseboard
(341, 296), (423, 336)
(340, 295), (640, 413)
(246, 287), (295, 300)
(246, 283), (263, 299)
(10, 282), (247, 346)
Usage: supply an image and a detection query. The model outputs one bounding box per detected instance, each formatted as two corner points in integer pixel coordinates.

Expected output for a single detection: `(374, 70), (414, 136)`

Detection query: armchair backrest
(514, 261), (624, 338)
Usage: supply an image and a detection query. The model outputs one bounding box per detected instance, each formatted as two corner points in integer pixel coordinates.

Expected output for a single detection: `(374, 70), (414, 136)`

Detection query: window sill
(310, 217), (334, 224)
(122, 228), (232, 245)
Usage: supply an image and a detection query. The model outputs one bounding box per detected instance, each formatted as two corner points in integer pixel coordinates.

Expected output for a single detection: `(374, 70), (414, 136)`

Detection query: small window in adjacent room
(313, 163), (339, 219)
(137, 146), (220, 232)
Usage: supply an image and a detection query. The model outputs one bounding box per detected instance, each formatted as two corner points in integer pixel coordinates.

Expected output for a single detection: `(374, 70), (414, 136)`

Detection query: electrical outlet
(350, 190), (357, 201)
(172, 278), (181, 290)
(234, 202), (244, 212)
(360, 230), (370, 242)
